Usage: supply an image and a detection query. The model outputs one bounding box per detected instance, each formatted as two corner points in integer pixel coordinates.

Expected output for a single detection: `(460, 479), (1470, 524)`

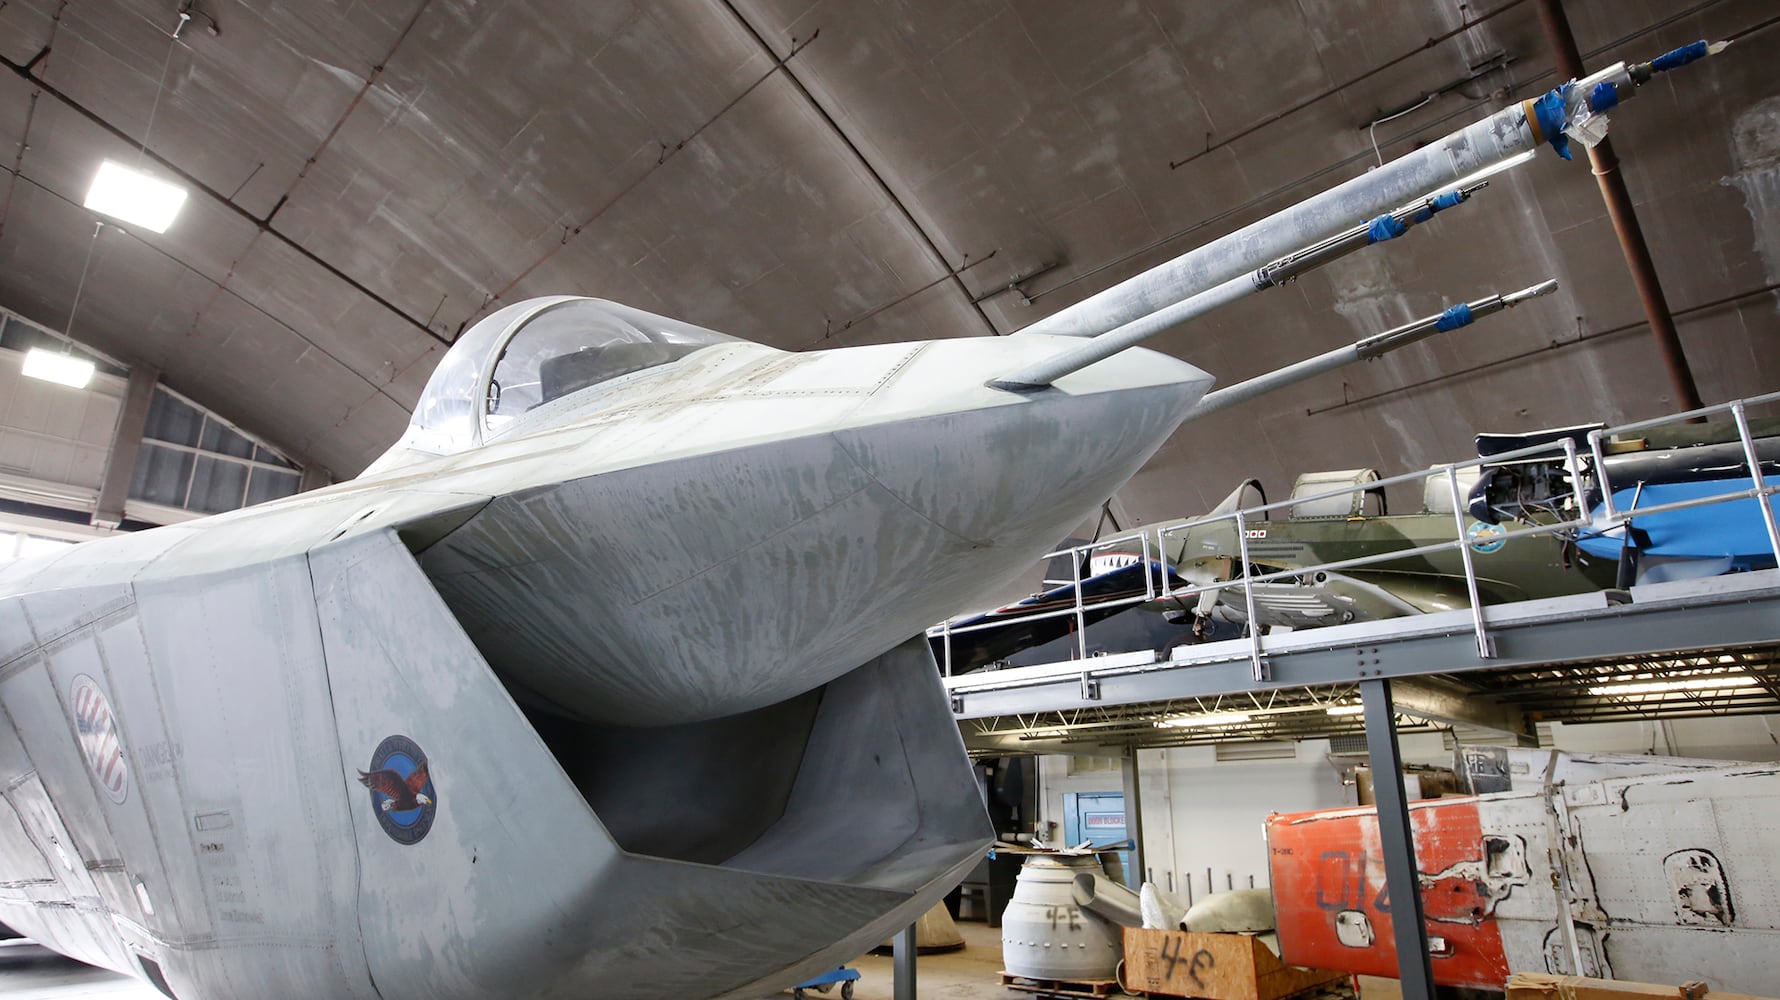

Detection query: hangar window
(482, 298), (735, 435)
(0, 530), (77, 565)
(130, 388), (303, 516)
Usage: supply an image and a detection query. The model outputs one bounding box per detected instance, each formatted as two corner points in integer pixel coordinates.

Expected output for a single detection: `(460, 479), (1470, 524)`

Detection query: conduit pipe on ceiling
(1536, 0), (1703, 412)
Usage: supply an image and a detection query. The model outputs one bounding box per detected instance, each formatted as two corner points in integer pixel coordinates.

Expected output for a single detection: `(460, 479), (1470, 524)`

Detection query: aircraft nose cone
(417, 336), (1210, 728)
(832, 338), (1211, 547)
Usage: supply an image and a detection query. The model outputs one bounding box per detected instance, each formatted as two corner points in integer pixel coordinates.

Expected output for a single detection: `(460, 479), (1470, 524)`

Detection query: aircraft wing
(1580, 480), (1780, 569)
(929, 559), (1187, 671)
(1202, 570), (1476, 631)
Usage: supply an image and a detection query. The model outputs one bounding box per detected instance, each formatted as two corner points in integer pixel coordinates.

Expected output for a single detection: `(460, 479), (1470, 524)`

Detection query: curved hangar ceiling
(0, 0), (1776, 498)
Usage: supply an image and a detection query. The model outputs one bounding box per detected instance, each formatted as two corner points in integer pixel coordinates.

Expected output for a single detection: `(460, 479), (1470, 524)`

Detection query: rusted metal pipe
(1537, 0), (1704, 411)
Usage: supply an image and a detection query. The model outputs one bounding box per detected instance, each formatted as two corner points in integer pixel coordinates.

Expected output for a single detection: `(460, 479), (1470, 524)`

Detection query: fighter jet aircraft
(0, 38), (1720, 1000)
(0, 295), (1217, 1000)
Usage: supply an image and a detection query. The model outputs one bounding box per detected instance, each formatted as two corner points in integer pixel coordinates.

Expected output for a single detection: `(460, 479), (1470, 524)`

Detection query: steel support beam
(1120, 750), (1145, 890)
(1362, 679), (1436, 1000)
(1393, 676), (1535, 744)
(91, 364), (158, 529)
(893, 922), (916, 1000)
(298, 464), (335, 493)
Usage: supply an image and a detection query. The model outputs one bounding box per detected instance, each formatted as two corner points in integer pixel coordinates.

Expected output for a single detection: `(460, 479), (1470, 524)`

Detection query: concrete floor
(806, 919), (1016, 1000)
(0, 939), (159, 998)
(0, 920), (1027, 1000)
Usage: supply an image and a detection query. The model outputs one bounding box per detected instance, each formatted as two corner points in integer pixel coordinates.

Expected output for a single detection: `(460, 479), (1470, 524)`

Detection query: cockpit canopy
(403, 296), (738, 456)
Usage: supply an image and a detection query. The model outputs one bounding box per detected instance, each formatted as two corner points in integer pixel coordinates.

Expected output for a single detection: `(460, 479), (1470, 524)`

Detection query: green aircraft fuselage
(1159, 509), (1618, 629)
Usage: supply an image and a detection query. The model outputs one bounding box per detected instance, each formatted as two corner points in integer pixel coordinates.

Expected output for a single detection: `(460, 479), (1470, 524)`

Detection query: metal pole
(1120, 751), (1145, 891)
(1536, 0), (1702, 411)
(893, 922), (917, 1000)
(1360, 679), (1436, 1000)
(1731, 404), (1780, 563)
(1167, 279), (1556, 416)
(1072, 547), (1088, 661)
(1234, 509), (1268, 681)
(1445, 466), (1495, 659)
(1587, 428), (1617, 521)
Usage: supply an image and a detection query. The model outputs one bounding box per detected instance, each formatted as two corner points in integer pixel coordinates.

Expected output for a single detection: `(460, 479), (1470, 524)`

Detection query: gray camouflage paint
(0, 303), (1210, 998)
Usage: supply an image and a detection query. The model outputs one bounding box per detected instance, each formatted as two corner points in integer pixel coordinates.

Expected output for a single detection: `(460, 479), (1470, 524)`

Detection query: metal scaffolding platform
(937, 390), (1780, 1000)
(944, 568), (1780, 719)
(941, 391), (1780, 725)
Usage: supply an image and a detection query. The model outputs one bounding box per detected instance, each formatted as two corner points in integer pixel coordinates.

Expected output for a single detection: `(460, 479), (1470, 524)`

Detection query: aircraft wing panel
(1581, 480), (1780, 566)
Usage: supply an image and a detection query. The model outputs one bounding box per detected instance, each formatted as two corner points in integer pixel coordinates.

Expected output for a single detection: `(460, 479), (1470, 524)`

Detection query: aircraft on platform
(0, 36), (1721, 1000)
(929, 460), (1620, 670)
(1156, 466), (1620, 634)
(932, 410), (1780, 670)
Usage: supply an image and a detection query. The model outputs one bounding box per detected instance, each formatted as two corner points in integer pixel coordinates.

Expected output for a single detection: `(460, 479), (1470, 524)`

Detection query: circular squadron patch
(1467, 521), (1508, 554)
(71, 675), (128, 804)
(357, 735), (436, 845)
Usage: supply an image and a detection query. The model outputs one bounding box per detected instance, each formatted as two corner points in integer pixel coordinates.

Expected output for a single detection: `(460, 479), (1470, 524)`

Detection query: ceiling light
(1156, 711), (1253, 729)
(21, 347), (95, 389)
(1326, 703), (1365, 716)
(1588, 674), (1756, 697)
(84, 160), (188, 233)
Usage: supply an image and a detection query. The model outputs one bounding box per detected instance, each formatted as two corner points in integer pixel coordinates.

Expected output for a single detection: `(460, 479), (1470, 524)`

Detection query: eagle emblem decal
(358, 735), (436, 845)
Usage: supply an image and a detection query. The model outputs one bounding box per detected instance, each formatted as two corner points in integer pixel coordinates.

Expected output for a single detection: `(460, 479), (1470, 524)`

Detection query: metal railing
(936, 528), (1161, 675)
(933, 390), (1780, 683)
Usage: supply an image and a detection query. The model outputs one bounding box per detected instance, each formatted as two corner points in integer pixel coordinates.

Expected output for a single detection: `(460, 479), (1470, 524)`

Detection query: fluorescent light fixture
(1588, 674), (1756, 697)
(1326, 703), (1366, 716)
(21, 347), (95, 388)
(1156, 711), (1253, 729)
(84, 159), (188, 233)
(1447, 149), (1538, 192)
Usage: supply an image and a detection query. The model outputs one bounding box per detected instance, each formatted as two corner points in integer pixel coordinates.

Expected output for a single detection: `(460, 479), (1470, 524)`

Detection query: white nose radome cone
(834, 336), (1212, 546)
(420, 336), (1211, 726)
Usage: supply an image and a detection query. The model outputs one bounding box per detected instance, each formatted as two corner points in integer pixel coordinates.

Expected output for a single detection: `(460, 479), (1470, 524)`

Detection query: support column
(1361, 678), (1435, 1000)
(91, 364), (158, 528)
(1537, 0), (1702, 411)
(1120, 749), (1145, 890)
(893, 922), (917, 1000)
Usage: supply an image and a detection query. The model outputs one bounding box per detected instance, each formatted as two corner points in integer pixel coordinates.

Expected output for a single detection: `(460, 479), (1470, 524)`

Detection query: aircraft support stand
(893, 922), (916, 1000)
(1361, 678), (1436, 1000)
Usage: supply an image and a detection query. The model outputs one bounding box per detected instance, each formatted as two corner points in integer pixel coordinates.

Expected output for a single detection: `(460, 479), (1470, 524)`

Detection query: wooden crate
(1506, 972), (1778, 1000)
(1121, 928), (1347, 1000)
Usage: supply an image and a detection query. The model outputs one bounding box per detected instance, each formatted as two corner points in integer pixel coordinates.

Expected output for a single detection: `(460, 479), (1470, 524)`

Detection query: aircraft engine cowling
(313, 529), (993, 999)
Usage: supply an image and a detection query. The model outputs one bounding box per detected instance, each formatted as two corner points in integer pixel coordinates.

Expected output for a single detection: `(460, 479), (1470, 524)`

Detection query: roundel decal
(1467, 521), (1508, 554)
(357, 735), (436, 846)
(71, 675), (128, 804)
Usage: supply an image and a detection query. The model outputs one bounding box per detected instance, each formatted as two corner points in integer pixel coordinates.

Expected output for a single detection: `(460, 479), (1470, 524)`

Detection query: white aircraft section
(0, 297), (1211, 1000)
